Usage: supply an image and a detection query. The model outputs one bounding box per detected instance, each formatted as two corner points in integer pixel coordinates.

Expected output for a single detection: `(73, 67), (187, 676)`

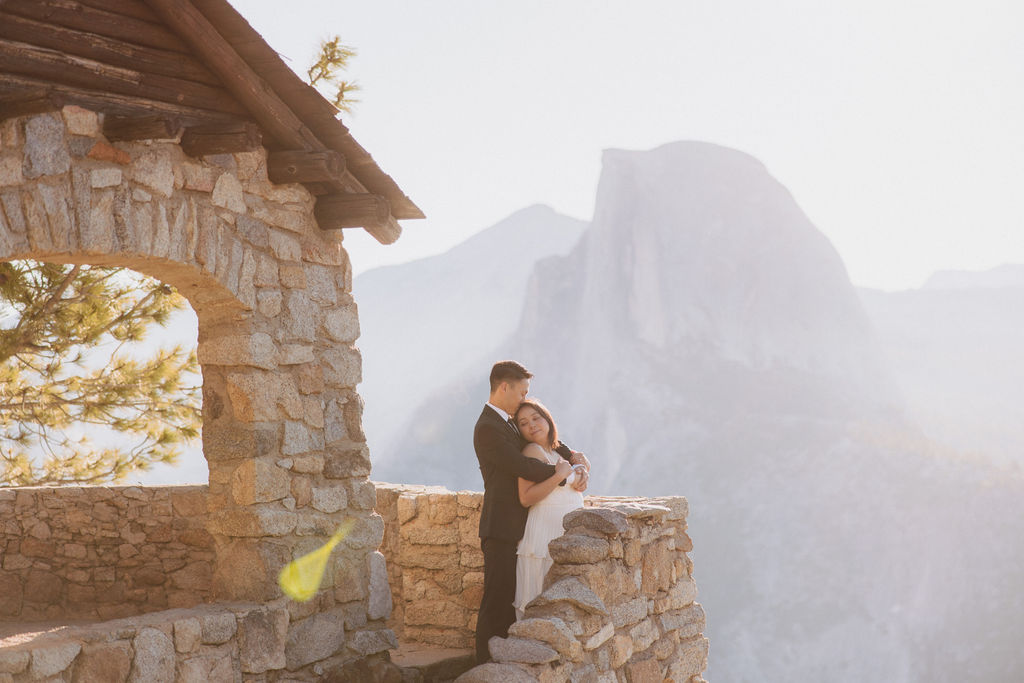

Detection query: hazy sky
(233, 0), (1023, 290)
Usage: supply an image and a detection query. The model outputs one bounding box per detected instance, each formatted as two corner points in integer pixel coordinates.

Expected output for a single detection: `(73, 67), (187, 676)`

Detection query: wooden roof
(0, 0), (424, 243)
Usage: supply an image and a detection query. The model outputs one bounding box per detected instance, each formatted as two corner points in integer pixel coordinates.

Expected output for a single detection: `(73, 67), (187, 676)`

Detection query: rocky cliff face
(506, 142), (902, 495)
(542, 142), (887, 380)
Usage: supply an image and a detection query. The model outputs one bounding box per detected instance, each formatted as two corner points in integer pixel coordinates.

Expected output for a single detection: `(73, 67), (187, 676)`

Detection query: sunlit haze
(4, 4), (1022, 678)
(232, 0), (1023, 290)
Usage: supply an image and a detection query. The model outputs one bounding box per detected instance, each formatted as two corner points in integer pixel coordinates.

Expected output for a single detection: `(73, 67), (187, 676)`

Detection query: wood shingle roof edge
(154, 0), (425, 229)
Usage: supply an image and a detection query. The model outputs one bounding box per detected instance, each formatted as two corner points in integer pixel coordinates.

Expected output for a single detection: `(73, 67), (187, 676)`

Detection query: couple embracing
(472, 360), (592, 664)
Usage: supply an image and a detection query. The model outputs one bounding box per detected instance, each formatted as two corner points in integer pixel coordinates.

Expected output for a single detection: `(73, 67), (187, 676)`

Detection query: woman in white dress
(512, 399), (587, 619)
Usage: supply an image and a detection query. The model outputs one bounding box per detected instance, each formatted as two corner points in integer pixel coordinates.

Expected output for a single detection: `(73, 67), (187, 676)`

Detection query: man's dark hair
(489, 360), (533, 393)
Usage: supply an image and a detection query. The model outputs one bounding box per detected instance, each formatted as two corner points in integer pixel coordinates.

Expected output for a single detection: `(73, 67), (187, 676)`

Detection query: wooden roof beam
(181, 121), (261, 157)
(315, 193), (400, 244)
(0, 37), (247, 116)
(0, 92), (65, 121)
(0, 73), (245, 128)
(105, 116), (265, 162)
(268, 150), (345, 185)
(368, 216), (404, 245)
(0, 0), (188, 53)
(0, 12), (221, 87)
(104, 114), (182, 142)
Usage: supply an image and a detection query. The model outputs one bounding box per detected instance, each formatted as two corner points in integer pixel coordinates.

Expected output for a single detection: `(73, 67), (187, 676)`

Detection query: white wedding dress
(514, 445), (584, 619)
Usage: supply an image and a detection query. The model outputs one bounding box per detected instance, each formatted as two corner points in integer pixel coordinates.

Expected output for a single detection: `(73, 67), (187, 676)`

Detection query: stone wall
(0, 601), (400, 682)
(0, 483), (397, 681)
(0, 486), (212, 621)
(375, 484), (484, 649)
(374, 484), (709, 682)
(479, 498), (709, 682)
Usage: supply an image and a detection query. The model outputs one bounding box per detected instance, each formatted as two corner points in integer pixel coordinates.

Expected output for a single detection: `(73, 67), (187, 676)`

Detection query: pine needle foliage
(0, 260), (201, 487)
(307, 36), (361, 113)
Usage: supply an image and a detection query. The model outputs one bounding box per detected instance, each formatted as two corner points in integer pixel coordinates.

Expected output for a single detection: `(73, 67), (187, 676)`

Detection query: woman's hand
(568, 452), (591, 471)
(571, 465), (589, 492)
(567, 451), (590, 492)
(555, 458), (573, 479)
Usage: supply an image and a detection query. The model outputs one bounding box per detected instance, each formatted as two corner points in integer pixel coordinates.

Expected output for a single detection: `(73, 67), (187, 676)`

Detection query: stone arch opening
(0, 257), (205, 487)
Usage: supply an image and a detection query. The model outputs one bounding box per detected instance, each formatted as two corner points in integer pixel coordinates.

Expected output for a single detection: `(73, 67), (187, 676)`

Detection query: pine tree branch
(86, 285), (168, 344)
(1, 264), (81, 363)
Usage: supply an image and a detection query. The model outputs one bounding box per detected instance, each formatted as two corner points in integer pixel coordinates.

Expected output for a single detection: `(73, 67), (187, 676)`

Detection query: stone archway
(0, 108), (386, 612)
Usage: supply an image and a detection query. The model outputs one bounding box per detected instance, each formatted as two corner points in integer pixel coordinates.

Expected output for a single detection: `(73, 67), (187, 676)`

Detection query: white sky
(232, 0), (1023, 290)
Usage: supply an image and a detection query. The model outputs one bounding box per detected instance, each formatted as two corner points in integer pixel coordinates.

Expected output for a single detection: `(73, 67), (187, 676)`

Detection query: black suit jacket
(473, 405), (573, 542)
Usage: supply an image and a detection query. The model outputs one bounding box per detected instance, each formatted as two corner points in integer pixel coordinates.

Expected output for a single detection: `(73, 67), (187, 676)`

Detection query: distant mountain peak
(504, 203), (561, 218)
(922, 263), (1024, 290)
(602, 140), (768, 173)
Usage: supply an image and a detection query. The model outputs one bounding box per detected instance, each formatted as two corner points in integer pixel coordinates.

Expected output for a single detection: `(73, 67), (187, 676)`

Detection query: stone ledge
(0, 602), (397, 682)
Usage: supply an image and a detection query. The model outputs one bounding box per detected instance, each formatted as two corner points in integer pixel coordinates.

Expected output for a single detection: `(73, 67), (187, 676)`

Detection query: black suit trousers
(476, 536), (518, 663)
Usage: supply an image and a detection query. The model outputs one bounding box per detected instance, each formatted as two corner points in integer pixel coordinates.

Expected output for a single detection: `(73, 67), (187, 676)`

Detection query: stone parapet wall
(0, 485), (213, 621)
(0, 601), (400, 682)
(475, 497), (709, 682)
(375, 483), (483, 649)
(375, 484), (709, 682)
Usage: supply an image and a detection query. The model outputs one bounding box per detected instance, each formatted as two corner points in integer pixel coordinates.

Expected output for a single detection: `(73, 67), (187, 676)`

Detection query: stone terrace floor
(0, 620), (98, 648)
(390, 642), (475, 682)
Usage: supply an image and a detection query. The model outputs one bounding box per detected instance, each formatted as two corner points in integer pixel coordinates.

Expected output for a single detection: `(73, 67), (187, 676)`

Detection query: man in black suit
(472, 360), (589, 663)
